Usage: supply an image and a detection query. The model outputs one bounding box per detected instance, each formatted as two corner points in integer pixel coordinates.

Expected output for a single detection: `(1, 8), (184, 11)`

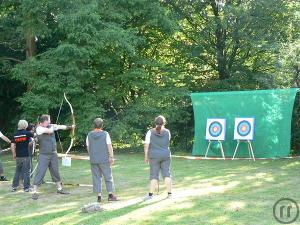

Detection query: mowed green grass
(0, 153), (299, 225)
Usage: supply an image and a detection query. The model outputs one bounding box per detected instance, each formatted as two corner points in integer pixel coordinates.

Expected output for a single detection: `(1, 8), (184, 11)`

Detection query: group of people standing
(0, 114), (172, 203)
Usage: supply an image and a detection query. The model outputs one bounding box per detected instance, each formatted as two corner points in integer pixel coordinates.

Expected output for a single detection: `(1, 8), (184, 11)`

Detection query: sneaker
(24, 188), (30, 192)
(11, 187), (17, 192)
(143, 195), (153, 201)
(57, 189), (70, 195)
(97, 196), (102, 203)
(167, 193), (172, 198)
(108, 194), (118, 202)
(0, 176), (8, 181)
(32, 193), (39, 200)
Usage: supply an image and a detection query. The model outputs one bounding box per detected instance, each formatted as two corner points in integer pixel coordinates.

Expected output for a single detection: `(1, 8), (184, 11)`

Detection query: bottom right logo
(273, 198), (299, 224)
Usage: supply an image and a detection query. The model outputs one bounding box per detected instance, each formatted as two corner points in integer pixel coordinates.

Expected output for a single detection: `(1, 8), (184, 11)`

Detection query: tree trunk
(25, 30), (36, 91)
(211, 1), (229, 80)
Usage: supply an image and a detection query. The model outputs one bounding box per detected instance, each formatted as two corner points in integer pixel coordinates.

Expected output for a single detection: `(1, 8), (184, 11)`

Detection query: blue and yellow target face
(237, 120), (251, 137)
(209, 122), (223, 137)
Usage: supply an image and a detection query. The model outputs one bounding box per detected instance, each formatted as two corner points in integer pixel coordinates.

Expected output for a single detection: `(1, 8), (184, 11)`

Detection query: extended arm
(0, 132), (11, 144)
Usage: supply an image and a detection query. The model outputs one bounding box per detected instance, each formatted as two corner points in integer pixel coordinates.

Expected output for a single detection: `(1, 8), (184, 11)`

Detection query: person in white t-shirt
(31, 115), (75, 200)
(143, 115), (172, 201)
(86, 118), (118, 203)
(0, 130), (11, 181)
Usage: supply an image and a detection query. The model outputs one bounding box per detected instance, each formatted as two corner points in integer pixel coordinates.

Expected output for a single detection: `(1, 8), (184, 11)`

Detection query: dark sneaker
(0, 176), (8, 181)
(97, 196), (102, 203)
(11, 187), (17, 192)
(108, 195), (118, 202)
(57, 189), (70, 195)
(32, 193), (39, 200)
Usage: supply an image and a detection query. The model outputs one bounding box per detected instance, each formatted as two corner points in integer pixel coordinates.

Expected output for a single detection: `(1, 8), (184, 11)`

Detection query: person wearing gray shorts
(144, 115), (172, 200)
(86, 118), (118, 203)
(31, 114), (75, 200)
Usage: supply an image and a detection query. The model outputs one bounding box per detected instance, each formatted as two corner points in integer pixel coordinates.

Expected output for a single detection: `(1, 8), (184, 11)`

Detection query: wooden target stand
(205, 140), (226, 160)
(232, 140), (255, 161)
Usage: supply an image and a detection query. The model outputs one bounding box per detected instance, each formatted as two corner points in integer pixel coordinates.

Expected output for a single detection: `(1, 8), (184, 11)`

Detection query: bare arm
(108, 144), (114, 165)
(52, 124), (75, 131)
(1, 135), (11, 144)
(86, 136), (89, 153)
(144, 144), (149, 164)
(11, 143), (16, 160)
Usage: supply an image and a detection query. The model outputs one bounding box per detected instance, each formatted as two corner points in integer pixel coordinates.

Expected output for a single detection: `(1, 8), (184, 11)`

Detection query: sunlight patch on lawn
(245, 172), (268, 180)
(227, 201), (246, 212)
(280, 161), (300, 169)
(101, 181), (239, 225)
(244, 172), (275, 184)
(21, 202), (79, 219)
(43, 211), (81, 225)
(209, 215), (230, 224)
(103, 197), (144, 211)
(175, 181), (240, 199)
(1, 154), (299, 225)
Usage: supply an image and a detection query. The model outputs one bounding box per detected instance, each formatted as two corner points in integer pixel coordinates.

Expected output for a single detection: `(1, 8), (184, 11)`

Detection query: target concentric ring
(237, 120), (251, 136)
(209, 121), (223, 137)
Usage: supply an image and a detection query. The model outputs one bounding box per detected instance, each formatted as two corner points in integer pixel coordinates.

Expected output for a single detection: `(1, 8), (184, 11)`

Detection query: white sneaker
(143, 195), (153, 201)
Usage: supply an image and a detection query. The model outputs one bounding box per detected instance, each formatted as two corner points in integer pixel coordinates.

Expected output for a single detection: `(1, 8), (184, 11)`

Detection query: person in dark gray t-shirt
(31, 114), (75, 200)
(143, 115), (172, 200)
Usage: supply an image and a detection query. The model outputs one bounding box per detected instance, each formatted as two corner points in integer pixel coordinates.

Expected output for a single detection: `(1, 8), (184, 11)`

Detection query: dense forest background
(0, 0), (299, 154)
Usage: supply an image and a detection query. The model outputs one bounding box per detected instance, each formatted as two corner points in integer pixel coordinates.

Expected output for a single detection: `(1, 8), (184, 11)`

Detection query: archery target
(206, 118), (226, 141)
(234, 118), (255, 140)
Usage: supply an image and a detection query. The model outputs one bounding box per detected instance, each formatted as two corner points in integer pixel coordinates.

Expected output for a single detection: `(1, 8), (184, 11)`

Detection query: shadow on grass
(49, 197), (168, 225)
(0, 153), (299, 225)
(0, 208), (75, 225)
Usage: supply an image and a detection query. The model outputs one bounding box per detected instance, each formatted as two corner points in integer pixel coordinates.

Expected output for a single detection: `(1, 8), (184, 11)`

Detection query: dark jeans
(12, 157), (31, 189)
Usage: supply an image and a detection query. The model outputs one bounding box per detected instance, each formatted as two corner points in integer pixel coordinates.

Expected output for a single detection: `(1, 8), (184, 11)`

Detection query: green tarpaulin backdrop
(191, 89), (299, 158)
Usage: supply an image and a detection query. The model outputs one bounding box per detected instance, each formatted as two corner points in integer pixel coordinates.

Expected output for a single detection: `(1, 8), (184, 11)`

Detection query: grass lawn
(0, 152), (299, 225)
